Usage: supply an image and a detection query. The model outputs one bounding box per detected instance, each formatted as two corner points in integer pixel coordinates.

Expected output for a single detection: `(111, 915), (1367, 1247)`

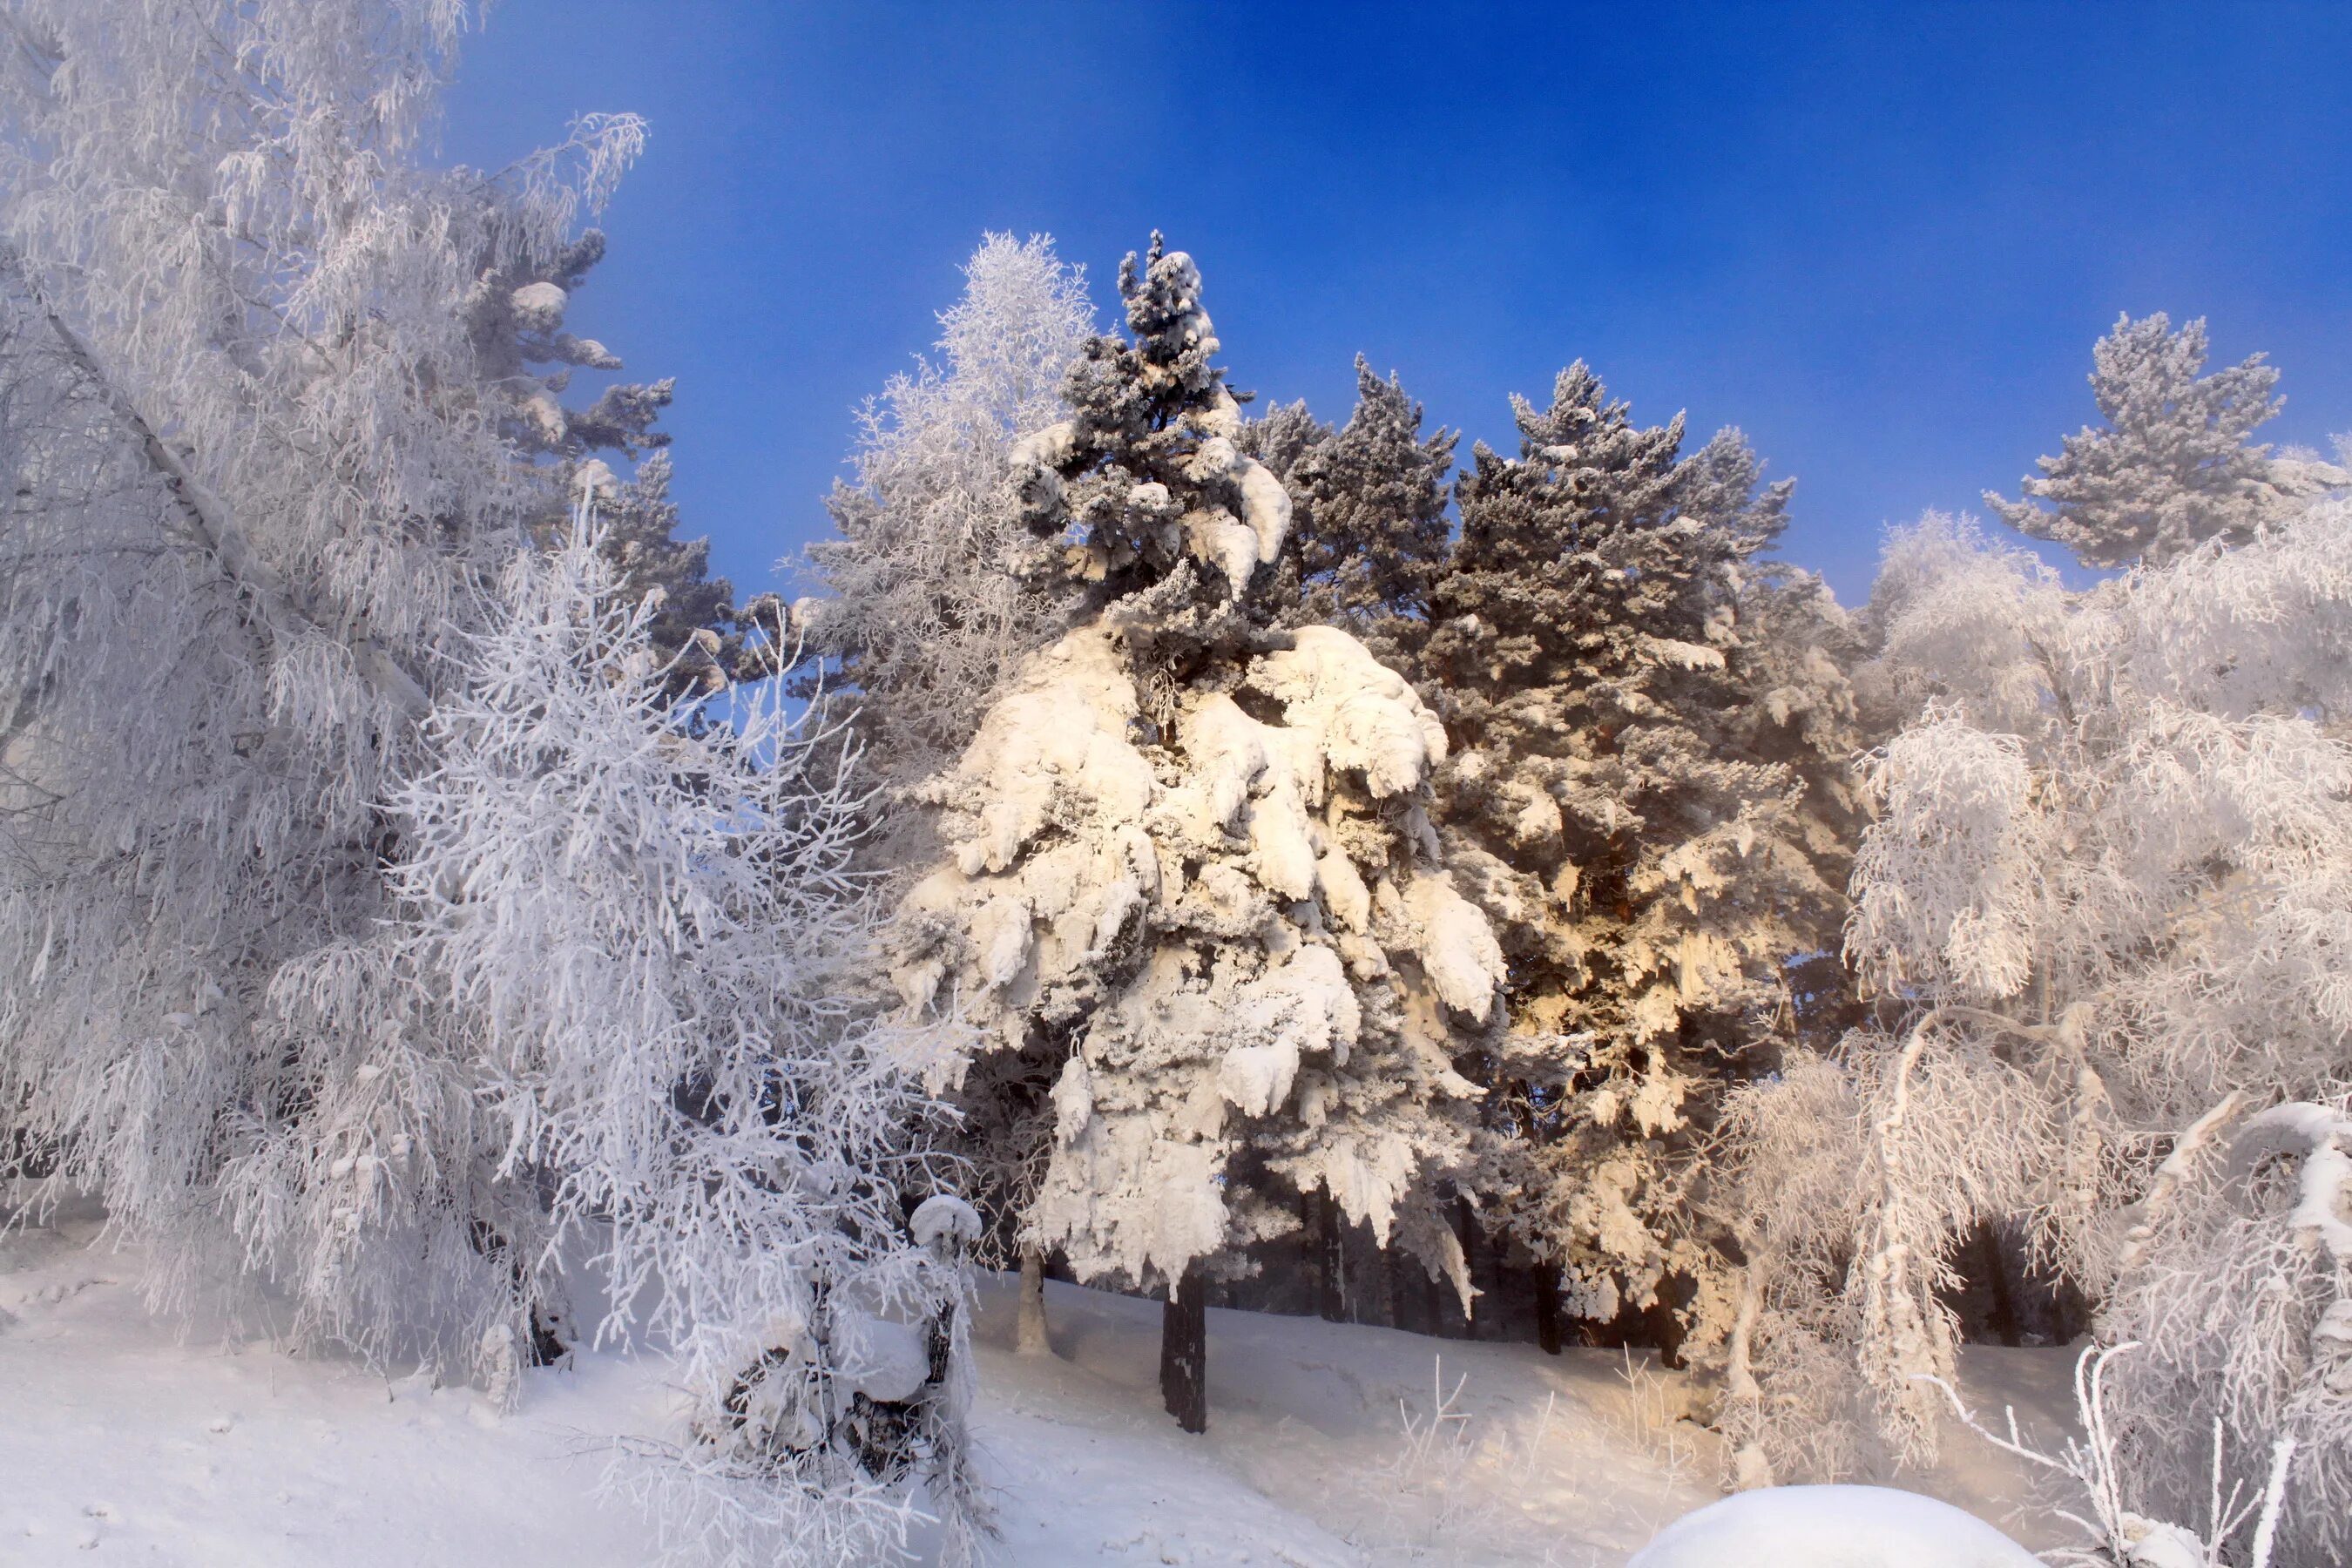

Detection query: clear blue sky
(445, 2), (2352, 606)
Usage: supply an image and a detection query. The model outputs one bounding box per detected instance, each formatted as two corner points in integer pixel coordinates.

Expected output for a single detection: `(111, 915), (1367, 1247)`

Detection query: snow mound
(1626, 1484), (2042, 1568)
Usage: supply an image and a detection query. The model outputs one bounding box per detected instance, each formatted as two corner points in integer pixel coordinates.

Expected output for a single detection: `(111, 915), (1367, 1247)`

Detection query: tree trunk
(1453, 1194), (1481, 1340)
(1973, 1222), (2022, 1348)
(1532, 1261), (1565, 1355)
(1303, 1187), (1344, 1322)
(1016, 1244), (1051, 1355)
(1159, 1262), (1207, 1434)
(1384, 1236), (1419, 1333)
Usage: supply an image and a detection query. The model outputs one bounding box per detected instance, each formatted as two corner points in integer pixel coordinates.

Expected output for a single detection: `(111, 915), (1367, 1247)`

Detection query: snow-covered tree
(798, 233), (1095, 814)
(1301, 362), (1861, 1355)
(1267, 356), (1457, 645)
(486, 236), (750, 696)
(267, 521), (982, 1564)
(0, 0), (643, 1310)
(565, 449), (753, 701)
(887, 237), (1505, 1429)
(1986, 312), (2344, 570)
(1720, 502), (2352, 1559)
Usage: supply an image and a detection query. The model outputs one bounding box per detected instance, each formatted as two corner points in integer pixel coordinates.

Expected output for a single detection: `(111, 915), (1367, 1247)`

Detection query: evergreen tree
(889, 238), (1506, 1430)
(1361, 365), (1859, 1355)
(1270, 356), (1456, 641)
(1986, 312), (2343, 570)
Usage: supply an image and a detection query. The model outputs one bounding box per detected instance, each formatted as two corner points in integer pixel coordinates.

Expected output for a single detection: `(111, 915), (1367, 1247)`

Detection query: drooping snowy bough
(886, 237), (1504, 1430)
(895, 622), (1498, 1291)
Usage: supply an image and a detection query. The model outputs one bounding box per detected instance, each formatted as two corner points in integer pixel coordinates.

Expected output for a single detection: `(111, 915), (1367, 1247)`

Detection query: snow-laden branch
(9, 258), (429, 718)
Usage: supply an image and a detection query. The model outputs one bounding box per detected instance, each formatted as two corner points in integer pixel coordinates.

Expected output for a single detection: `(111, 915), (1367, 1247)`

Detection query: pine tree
(1986, 312), (2343, 570)
(889, 237), (1505, 1430)
(1272, 356), (1456, 639)
(1393, 366), (1857, 1355)
(481, 228), (749, 693)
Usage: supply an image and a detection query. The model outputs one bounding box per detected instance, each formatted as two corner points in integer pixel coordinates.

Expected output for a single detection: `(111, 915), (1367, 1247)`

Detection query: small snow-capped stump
(1626, 1486), (2040, 1568)
(910, 1192), (983, 1254)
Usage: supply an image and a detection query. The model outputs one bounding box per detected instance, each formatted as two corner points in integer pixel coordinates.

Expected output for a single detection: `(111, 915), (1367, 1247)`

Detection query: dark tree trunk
(1159, 1263), (1207, 1434)
(1973, 1222), (2022, 1348)
(1532, 1261), (1565, 1355)
(1385, 1239), (1422, 1334)
(1302, 1187), (1345, 1322)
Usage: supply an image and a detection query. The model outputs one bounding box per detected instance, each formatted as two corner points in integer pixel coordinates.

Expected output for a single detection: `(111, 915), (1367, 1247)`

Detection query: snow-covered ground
(1, 1210), (2085, 1565)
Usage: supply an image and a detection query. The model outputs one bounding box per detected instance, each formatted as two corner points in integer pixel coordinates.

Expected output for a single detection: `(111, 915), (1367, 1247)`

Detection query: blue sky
(445, 2), (2352, 605)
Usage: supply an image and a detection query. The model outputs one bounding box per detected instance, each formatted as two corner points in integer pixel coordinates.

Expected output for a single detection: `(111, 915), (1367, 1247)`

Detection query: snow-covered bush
(1928, 1342), (2301, 1568)
(2095, 1102), (2349, 1567)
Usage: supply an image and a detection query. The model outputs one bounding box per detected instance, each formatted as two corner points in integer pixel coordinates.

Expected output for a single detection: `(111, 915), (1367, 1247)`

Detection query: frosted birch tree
(1719, 499), (2352, 1560)
(0, 0), (639, 1312)
(888, 237), (1505, 1430)
(798, 233), (1095, 814)
(276, 523), (983, 1565)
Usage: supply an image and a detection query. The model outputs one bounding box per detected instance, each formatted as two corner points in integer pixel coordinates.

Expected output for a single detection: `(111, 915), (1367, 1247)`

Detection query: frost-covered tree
(799, 233), (1095, 811)
(1987, 313), (2344, 570)
(0, 0), (646, 1312)
(485, 234), (750, 696)
(888, 237), (1505, 1430)
(1327, 363), (1861, 1355)
(566, 449), (752, 700)
(271, 523), (982, 1564)
(1720, 504), (2352, 1560)
(1267, 356), (1456, 643)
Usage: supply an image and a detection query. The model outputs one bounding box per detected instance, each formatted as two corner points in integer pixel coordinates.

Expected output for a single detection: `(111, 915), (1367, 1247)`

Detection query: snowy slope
(0, 1206), (669, 1565)
(1, 1211), (2085, 1565)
